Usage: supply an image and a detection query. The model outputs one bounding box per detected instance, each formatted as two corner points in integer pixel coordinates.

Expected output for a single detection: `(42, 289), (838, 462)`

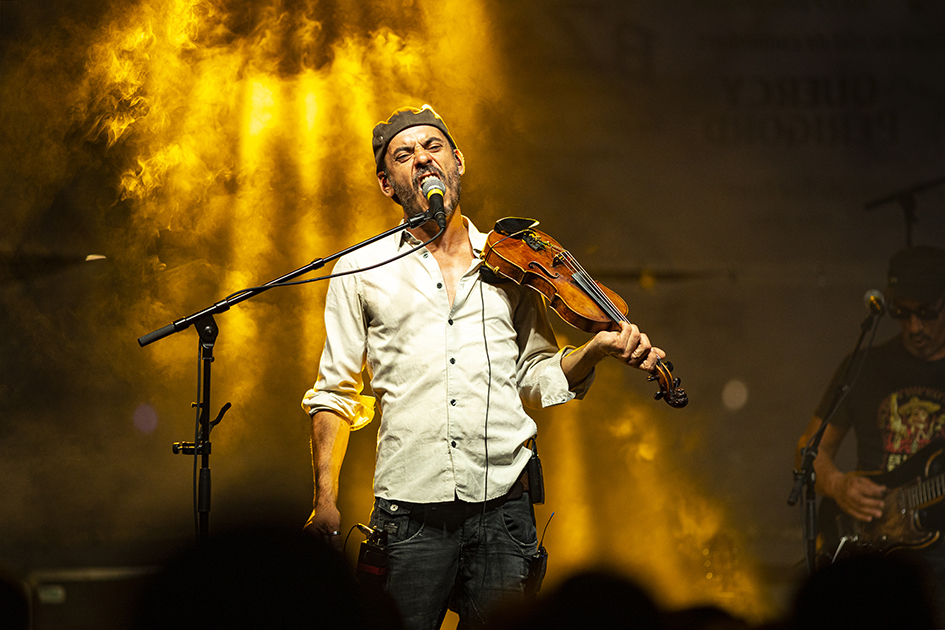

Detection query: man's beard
(393, 167), (462, 221)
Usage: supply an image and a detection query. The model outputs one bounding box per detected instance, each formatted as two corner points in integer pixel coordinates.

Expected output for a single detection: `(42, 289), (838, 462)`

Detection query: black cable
(477, 276), (492, 598)
(539, 512), (555, 547)
(480, 278), (492, 505)
(342, 523), (359, 556)
(220, 223), (445, 300)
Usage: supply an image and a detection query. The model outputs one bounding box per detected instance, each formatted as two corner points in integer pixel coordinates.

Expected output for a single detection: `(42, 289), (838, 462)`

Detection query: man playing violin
(796, 245), (945, 619)
(301, 105), (665, 630)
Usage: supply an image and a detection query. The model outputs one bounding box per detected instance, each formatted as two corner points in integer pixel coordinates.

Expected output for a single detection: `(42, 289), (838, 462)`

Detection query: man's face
(892, 295), (945, 361)
(377, 126), (463, 220)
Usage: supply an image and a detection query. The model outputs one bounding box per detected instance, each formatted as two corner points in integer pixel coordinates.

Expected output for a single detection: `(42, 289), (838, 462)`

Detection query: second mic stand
(864, 174), (945, 248)
(788, 304), (882, 574)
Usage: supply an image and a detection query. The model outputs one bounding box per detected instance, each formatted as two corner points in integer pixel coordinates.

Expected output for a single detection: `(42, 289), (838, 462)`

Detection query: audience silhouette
(133, 525), (402, 630)
(789, 552), (936, 630)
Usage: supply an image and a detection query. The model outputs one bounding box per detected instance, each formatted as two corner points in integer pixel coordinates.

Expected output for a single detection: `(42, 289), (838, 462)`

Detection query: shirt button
(390, 504), (399, 512)
(451, 440), (457, 447)
(437, 282), (443, 289)
(450, 358), (455, 364)
(423, 252), (429, 258)
(450, 399), (456, 406)
(448, 318), (453, 325)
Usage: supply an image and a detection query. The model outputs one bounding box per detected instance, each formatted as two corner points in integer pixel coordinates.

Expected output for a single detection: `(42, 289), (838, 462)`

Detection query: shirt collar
(398, 214), (486, 256)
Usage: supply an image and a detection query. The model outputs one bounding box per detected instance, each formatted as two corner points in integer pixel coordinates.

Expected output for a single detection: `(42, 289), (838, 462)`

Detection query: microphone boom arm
(138, 210), (433, 347)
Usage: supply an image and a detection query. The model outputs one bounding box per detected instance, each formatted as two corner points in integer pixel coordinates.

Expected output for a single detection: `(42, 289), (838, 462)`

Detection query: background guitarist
(797, 245), (945, 616)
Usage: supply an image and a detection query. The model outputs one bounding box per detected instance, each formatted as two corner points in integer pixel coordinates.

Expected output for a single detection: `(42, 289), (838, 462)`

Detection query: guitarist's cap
(886, 246), (945, 303)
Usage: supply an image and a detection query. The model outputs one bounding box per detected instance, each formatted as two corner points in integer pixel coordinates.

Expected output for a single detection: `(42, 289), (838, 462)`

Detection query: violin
(481, 217), (688, 408)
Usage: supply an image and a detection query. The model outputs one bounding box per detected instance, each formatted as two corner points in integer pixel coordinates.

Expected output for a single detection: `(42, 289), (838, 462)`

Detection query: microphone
(421, 176), (446, 230)
(863, 289), (885, 315)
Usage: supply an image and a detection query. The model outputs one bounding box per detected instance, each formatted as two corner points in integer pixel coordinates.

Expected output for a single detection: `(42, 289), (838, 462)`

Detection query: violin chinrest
(494, 217), (540, 236)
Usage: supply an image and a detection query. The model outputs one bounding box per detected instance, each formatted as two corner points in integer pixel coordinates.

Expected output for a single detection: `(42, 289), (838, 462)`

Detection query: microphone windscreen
(421, 176), (445, 198)
(863, 289), (885, 314)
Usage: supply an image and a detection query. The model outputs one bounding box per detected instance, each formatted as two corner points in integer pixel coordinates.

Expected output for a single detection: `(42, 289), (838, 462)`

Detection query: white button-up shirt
(302, 217), (593, 503)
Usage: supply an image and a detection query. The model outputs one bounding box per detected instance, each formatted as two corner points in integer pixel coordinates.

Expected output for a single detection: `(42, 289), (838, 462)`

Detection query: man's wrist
(819, 469), (843, 498)
(315, 492), (338, 509)
(584, 335), (609, 364)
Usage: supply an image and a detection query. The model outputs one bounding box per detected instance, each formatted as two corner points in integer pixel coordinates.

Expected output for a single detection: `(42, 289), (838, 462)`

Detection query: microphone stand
(864, 174), (945, 247)
(138, 211), (435, 543)
(788, 305), (883, 574)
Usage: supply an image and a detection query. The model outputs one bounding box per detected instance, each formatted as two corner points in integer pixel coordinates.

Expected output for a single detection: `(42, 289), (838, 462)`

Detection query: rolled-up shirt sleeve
(301, 256), (376, 431)
(515, 289), (595, 408)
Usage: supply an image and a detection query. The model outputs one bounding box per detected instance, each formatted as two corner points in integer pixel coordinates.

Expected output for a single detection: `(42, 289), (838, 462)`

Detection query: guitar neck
(908, 472), (945, 509)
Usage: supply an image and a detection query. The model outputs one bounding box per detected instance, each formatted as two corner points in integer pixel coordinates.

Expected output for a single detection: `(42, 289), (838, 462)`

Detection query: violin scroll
(647, 359), (688, 408)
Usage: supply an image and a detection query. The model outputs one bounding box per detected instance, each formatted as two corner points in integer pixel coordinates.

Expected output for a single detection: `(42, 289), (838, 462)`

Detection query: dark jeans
(369, 488), (537, 630)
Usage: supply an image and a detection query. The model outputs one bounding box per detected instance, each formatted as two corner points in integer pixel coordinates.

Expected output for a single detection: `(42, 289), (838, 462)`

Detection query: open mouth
(416, 171), (442, 192)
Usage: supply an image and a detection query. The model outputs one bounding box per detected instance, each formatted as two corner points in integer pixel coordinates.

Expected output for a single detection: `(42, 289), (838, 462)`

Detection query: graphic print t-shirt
(816, 337), (945, 472)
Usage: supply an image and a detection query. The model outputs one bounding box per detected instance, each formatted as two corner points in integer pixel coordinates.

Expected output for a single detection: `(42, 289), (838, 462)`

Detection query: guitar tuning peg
(653, 390), (664, 400)
(646, 375), (658, 382)
(674, 377), (681, 388)
(665, 361), (674, 372)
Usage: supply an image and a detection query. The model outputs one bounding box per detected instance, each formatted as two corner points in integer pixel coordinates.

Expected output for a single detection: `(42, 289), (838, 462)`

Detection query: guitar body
(818, 439), (945, 564)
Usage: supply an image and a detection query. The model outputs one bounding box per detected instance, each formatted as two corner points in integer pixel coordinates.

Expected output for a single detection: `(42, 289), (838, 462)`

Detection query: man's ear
(377, 170), (394, 198)
(454, 149), (466, 175)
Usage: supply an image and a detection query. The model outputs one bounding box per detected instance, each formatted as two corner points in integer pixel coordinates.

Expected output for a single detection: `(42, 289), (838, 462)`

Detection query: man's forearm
(561, 339), (607, 389)
(812, 450), (845, 498)
(310, 410), (351, 507)
(560, 322), (663, 389)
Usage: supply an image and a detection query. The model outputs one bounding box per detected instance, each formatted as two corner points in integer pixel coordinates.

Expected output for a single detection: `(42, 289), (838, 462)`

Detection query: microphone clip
(405, 211), (432, 228)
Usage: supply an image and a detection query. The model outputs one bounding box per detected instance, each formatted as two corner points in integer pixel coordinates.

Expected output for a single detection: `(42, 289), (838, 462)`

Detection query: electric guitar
(817, 439), (945, 564)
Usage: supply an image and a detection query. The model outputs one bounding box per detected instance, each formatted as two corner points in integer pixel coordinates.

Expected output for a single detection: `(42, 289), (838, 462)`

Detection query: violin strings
(559, 249), (627, 324)
(550, 240), (669, 377)
(498, 231), (670, 382)
(546, 243), (613, 316)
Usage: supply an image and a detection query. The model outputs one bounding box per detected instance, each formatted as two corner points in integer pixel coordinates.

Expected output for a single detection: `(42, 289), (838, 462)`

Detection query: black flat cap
(885, 246), (945, 303)
(372, 105), (457, 173)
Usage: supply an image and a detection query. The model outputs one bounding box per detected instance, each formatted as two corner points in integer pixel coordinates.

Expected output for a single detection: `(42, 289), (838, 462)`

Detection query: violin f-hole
(527, 261), (560, 280)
